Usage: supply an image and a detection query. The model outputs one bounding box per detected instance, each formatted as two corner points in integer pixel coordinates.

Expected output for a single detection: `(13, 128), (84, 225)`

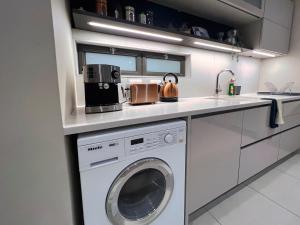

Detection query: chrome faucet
(216, 69), (235, 95)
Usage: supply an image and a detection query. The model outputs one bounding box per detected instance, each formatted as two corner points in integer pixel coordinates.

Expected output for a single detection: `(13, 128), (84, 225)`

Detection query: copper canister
(129, 83), (159, 105)
(96, 0), (107, 16)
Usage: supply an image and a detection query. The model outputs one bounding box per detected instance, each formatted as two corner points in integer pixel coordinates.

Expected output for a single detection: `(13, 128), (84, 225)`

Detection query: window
(77, 44), (185, 76)
(145, 58), (181, 73)
(86, 53), (137, 71)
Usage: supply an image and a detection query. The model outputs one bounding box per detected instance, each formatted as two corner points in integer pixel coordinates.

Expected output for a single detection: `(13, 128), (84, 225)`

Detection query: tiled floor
(191, 154), (300, 225)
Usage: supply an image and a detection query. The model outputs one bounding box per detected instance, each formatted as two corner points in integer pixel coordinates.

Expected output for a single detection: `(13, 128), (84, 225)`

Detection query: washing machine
(77, 120), (186, 225)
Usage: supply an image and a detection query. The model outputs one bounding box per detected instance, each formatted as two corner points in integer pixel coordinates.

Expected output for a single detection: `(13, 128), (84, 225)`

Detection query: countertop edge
(63, 100), (271, 135)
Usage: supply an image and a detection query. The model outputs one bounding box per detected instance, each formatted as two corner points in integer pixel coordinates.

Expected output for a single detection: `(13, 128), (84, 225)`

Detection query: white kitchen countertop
(242, 93), (300, 101)
(64, 96), (272, 135)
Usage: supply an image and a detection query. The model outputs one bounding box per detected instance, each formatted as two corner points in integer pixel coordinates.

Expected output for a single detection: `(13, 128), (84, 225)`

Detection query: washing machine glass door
(106, 158), (174, 225)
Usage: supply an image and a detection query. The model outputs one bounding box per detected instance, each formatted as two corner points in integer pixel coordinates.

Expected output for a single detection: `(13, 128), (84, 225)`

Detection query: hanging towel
(269, 99), (279, 128)
(275, 100), (285, 125)
(267, 99), (285, 128)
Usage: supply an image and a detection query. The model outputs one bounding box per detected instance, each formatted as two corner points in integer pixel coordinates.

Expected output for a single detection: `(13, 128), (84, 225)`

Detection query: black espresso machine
(83, 64), (125, 113)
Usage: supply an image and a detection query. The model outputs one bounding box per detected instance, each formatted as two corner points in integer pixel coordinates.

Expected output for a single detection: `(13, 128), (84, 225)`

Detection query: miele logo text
(88, 146), (102, 151)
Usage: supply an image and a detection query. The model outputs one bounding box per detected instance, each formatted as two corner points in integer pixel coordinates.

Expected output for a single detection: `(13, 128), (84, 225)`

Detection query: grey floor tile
(277, 155), (300, 180)
(250, 168), (300, 217)
(190, 212), (220, 225)
(209, 186), (300, 225)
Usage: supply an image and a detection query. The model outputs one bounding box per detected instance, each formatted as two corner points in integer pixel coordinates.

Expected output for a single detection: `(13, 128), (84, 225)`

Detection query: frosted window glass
(146, 58), (181, 73)
(86, 53), (136, 71)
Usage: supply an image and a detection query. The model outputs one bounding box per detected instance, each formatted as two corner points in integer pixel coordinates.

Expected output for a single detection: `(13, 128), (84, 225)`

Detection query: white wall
(73, 30), (261, 107)
(259, 0), (300, 92)
(51, 0), (76, 121)
(0, 1), (74, 225)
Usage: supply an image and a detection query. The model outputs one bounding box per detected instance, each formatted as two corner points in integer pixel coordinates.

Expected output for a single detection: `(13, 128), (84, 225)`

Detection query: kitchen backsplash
(73, 30), (261, 107)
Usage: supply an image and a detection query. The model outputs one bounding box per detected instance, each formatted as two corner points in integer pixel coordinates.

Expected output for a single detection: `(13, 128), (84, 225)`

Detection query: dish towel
(268, 99), (285, 128)
(275, 99), (285, 125)
(269, 99), (279, 128)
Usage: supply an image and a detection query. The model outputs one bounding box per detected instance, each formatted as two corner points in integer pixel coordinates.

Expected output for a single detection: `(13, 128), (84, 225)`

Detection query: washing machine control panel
(125, 127), (185, 155)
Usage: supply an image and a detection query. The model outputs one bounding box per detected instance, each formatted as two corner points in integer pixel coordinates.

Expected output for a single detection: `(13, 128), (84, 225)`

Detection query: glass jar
(146, 10), (154, 25)
(125, 6), (135, 22)
(139, 12), (146, 24)
(96, 0), (107, 16)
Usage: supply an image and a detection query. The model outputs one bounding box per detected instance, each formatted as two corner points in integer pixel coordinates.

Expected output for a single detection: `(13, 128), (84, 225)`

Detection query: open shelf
(72, 9), (251, 55)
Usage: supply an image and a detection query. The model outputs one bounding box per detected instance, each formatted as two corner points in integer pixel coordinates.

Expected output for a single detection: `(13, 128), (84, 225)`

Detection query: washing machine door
(106, 158), (174, 225)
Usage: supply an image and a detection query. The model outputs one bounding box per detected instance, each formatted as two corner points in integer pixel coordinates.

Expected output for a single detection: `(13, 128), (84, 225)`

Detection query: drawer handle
(90, 157), (118, 168)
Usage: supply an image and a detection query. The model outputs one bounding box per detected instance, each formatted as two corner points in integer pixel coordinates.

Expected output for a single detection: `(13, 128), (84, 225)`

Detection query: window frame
(142, 52), (185, 77)
(77, 44), (185, 77)
(77, 44), (142, 75)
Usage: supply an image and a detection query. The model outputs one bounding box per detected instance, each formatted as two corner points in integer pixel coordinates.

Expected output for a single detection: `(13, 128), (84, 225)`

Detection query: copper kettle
(160, 73), (178, 102)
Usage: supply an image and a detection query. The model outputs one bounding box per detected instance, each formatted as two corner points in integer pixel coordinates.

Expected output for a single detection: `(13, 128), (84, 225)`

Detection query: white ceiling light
(88, 21), (183, 42)
(194, 41), (242, 53)
(252, 50), (277, 57)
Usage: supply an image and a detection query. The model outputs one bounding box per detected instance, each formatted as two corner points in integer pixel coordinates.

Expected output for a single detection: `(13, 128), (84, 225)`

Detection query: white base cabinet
(188, 112), (243, 213)
(188, 102), (300, 214)
(238, 135), (280, 183)
(278, 127), (300, 160)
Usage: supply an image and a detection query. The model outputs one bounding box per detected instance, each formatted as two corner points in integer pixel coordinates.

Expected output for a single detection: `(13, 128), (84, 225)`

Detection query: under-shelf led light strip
(194, 41), (242, 53)
(88, 21), (183, 42)
(88, 21), (244, 53)
(252, 50), (277, 57)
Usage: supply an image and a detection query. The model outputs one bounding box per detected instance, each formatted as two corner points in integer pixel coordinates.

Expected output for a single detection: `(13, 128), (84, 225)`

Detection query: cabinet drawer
(283, 101), (300, 117)
(280, 114), (300, 131)
(280, 101), (300, 131)
(239, 136), (279, 183)
(242, 106), (279, 146)
(278, 127), (300, 160)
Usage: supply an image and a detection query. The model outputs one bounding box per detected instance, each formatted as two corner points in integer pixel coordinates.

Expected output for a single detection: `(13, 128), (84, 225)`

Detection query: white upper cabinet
(260, 19), (291, 54)
(237, 0), (294, 54)
(244, 0), (264, 8)
(240, 0), (294, 55)
(150, 0), (261, 27)
(150, 0), (294, 55)
(264, 0), (294, 29)
(220, 0), (265, 17)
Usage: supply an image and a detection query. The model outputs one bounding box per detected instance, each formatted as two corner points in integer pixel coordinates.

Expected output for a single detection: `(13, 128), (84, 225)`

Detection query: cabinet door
(243, 0), (264, 9)
(242, 106), (280, 146)
(264, 0), (294, 29)
(278, 127), (300, 160)
(220, 0), (265, 17)
(188, 112), (243, 213)
(239, 135), (280, 183)
(260, 19), (290, 54)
